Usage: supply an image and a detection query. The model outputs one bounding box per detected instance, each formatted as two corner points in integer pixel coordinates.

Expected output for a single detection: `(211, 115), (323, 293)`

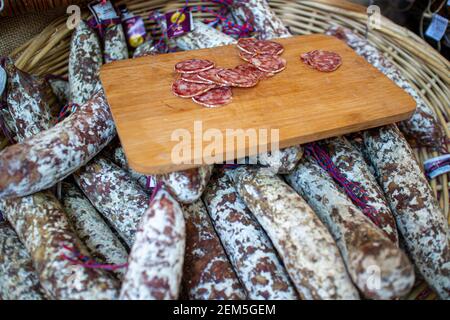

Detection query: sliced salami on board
(172, 79), (215, 98)
(192, 87), (233, 108)
(175, 59), (215, 74)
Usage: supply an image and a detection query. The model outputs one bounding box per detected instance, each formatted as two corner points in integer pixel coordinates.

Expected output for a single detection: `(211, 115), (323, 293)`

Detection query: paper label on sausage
(165, 9), (193, 38)
(89, 0), (119, 24)
(425, 14), (448, 41)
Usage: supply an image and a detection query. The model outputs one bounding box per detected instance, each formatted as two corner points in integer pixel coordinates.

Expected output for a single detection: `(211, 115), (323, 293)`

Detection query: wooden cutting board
(100, 34), (416, 174)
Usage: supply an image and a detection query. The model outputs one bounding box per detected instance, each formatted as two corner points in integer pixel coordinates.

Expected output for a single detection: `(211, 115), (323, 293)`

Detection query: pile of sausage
(171, 38), (286, 108)
(0, 0), (448, 301)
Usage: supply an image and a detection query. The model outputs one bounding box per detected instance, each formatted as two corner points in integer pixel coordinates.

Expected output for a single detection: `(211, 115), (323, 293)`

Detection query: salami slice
(250, 55), (286, 73)
(174, 59), (214, 74)
(254, 40), (284, 55)
(120, 188), (185, 300)
(172, 79), (215, 98)
(238, 51), (256, 63)
(192, 87), (233, 108)
(237, 38), (258, 54)
(181, 73), (214, 85)
(197, 68), (230, 86)
(302, 50), (342, 72)
(181, 200), (246, 300)
(218, 69), (258, 88)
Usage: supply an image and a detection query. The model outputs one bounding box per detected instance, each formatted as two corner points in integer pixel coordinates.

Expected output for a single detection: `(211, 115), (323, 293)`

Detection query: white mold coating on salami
(159, 165), (213, 204)
(73, 156), (149, 248)
(3, 58), (53, 142)
(120, 189), (185, 300)
(230, 0), (292, 40)
(133, 40), (158, 58)
(104, 24), (129, 63)
(175, 20), (236, 51)
(326, 26), (443, 148)
(286, 158), (415, 300)
(203, 171), (298, 300)
(0, 90), (116, 198)
(111, 146), (150, 191)
(362, 124), (450, 299)
(321, 137), (399, 244)
(227, 166), (359, 300)
(257, 145), (303, 174)
(0, 221), (46, 300)
(1, 192), (120, 300)
(69, 20), (103, 106)
(181, 200), (246, 300)
(61, 182), (129, 277)
(47, 78), (70, 106)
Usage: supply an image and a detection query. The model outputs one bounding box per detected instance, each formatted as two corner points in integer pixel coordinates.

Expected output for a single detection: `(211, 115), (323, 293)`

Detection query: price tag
(165, 9), (193, 38)
(425, 14), (449, 41)
(0, 65), (6, 97)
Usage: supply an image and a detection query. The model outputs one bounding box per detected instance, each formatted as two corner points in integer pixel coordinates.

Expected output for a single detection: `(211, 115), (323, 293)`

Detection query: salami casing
(61, 182), (129, 277)
(321, 137), (399, 244)
(3, 58), (53, 142)
(73, 156), (149, 247)
(69, 20), (102, 106)
(0, 90), (116, 198)
(203, 170), (298, 300)
(159, 166), (213, 204)
(227, 166), (359, 299)
(326, 26), (444, 148)
(230, 0), (291, 40)
(47, 77), (70, 106)
(0, 221), (46, 300)
(133, 40), (158, 58)
(286, 157), (415, 299)
(362, 124), (450, 299)
(174, 20), (236, 51)
(181, 199), (247, 300)
(111, 146), (150, 191)
(1, 191), (120, 300)
(104, 24), (129, 63)
(120, 188), (185, 300)
(257, 145), (303, 174)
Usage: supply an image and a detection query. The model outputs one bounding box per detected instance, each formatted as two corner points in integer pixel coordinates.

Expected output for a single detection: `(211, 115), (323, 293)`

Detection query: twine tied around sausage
(304, 142), (382, 228)
(55, 103), (79, 124)
(61, 244), (128, 271)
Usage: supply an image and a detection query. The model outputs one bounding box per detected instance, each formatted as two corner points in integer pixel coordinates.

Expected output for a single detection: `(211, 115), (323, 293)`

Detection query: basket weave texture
(2, 0), (449, 300)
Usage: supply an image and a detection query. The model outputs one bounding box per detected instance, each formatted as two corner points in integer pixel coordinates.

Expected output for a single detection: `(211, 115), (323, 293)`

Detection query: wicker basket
(3, 0), (449, 300)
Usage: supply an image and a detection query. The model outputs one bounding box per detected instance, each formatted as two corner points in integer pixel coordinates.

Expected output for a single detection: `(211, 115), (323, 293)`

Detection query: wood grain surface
(100, 34), (416, 174)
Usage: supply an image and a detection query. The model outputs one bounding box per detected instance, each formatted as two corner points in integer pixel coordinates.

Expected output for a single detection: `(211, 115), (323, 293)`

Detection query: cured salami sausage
(181, 199), (246, 300)
(47, 77), (70, 106)
(120, 188), (185, 300)
(172, 79), (215, 98)
(192, 87), (233, 108)
(0, 221), (46, 300)
(257, 145), (304, 174)
(104, 24), (129, 63)
(362, 124), (450, 299)
(227, 166), (359, 299)
(326, 26), (444, 148)
(203, 170), (298, 300)
(175, 59), (215, 74)
(230, 0), (292, 40)
(174, 20), (236, 51)
(198, 68), (230, 86)
(61, 182), (129, 277)
(159, 166), (213, 204)
(3, 57), (53, 142)
(69, 20), (103, 106)
(111, 146), (150, 191)
(321, 137), (399, 244)
(1, 191), (120, 300)
(133, 40), (158, 58)
(181, 73), (214, 85)
(286, 157), (415, 299)
(0, 90), (116, 198)
(73, 156), (149, 247)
